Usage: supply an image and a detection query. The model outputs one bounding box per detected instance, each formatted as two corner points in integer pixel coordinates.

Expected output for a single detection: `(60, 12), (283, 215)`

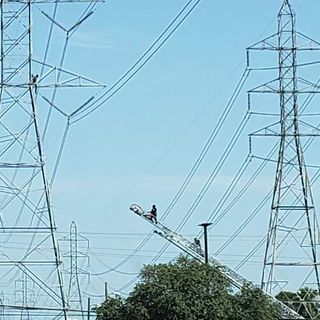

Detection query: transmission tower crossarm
(129, 204), (305, 320)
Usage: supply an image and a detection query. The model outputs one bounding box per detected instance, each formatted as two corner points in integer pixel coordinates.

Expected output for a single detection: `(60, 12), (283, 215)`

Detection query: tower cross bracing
(0, 0), (104, 319)
(247, 1), (320, 318)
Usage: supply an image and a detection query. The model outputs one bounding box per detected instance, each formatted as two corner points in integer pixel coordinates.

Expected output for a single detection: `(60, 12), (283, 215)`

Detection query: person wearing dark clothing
(31, 74), (39, 93)
(194, 237), (201, 248)
(150, 204), (157, 224)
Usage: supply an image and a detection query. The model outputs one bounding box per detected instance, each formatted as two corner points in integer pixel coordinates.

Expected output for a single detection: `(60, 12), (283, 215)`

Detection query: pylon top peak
(282, 0), (291, 6)
(279, 0), (295, 16)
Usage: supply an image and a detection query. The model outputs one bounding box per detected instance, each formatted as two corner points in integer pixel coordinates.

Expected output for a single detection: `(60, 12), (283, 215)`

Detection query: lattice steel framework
(0, 2), (68, 319)
(248, 1), (320, 318)
(68, 222), (83, 317)
(60, 221), (90, 320)
(0, 0), (103, 319)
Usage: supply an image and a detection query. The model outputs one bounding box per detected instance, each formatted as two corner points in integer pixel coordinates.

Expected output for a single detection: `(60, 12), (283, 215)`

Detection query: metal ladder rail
(130, 204), (304, 319)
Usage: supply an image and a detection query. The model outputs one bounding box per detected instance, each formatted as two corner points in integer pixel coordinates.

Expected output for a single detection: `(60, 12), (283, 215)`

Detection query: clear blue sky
(32, 0), (320, 302)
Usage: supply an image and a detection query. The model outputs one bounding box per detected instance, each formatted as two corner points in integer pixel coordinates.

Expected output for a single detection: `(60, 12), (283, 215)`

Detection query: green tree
(95, 295), (124, 320)
(233, 285), (280, 320)
(95, 295), (149, 320)
(96, 256), (280, 320)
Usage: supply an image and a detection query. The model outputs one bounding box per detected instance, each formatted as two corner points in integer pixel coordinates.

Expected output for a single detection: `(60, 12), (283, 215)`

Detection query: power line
(115, 67), (252, 292)
(69, 0), (203, 123)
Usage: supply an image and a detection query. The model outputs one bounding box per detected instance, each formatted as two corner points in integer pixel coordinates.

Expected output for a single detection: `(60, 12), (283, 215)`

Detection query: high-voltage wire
(87, 232), (155, 276)
(113, 68), (251, 292)
(69, 0), (203, 123)
(195, 23), (320, 272)
(195, 154), (253, 239)
(89, 249), (139, 276)
(112, 68), (250, 277)
(176, 111), (251, 233)
(162, 68), (250, 222)
(235, 130), (320, 271)
(215, 68), (320, 268)
(234, 166), (320, 272)
(0, 0), (204, 292)
(38, 2), (100, 138)
(114, 2), (320, 297)
(134, 70), (252, 280)
(201, 144), (278, 238)
(91, 47), (251, 289)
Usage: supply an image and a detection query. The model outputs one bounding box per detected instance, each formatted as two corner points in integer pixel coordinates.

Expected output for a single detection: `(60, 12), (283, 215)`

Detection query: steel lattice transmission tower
(248, 0), (320, 317)
(60, 221), (90, 320)
(0, 0), (103, 319)
(68, 222), (84, 317)
(0, 2), (68, 319)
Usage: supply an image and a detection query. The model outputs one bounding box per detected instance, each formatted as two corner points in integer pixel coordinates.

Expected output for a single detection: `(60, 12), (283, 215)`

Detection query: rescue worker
(31, 74), (39, 93)
(194, 237), (201, 248)
(149, 204), (157, 224)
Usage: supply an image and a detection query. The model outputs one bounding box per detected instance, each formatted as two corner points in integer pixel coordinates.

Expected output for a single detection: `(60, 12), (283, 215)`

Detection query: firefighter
(149, 204), (157, 224)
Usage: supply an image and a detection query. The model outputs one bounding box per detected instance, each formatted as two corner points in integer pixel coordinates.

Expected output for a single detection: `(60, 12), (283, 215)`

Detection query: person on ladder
(149, 204), (157, 224)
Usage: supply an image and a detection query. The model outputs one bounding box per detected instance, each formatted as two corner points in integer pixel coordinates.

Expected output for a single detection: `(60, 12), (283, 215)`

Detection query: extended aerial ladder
(130, 204), (304, 320)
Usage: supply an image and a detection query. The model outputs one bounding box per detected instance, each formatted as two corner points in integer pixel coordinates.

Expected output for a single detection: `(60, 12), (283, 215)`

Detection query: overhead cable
(69, 0), (203, 123)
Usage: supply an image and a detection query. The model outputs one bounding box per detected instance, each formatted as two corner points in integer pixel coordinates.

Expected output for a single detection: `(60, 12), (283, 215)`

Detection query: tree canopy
(95, 256), (280, 320)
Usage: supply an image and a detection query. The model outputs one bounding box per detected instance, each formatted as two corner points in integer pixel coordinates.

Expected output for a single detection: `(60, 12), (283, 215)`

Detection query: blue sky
(30, 0), (320, 302)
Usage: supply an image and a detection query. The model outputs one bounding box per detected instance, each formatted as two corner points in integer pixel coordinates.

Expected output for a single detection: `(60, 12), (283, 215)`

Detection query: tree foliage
(95, 256), (280, 320)
(233, 285), (279, 320)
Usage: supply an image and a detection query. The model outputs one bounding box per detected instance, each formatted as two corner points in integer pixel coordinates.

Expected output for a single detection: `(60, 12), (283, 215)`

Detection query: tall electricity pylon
(248, 0), (320, 317)
(0, 1), (103, 319)
(60, 221), (90, 320)
(0, 2), (68, 319)
(68, 222), (84, 318)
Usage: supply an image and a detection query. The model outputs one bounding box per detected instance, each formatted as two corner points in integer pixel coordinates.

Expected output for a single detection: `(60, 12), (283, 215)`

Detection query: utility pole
(87, 297), (91, 320)
(198, 223), (212, 264)
(105, 282), (108, 301)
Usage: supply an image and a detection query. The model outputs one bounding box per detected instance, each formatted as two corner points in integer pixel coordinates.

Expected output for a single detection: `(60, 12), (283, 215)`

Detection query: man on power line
(31, 74), (39, 93)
